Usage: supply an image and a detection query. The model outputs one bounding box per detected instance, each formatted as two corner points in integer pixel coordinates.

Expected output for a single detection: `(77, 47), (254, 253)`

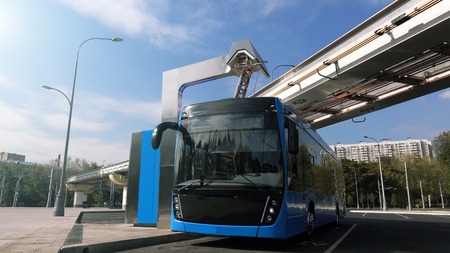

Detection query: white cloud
(225, 0), (297, 23)
(0, 88), (160, 164)
(68, 136), (130, 165)
(57, 0), (299, 49)
(0, 99), (64, 163)
(40, 113), (70, 131)
(439, 90), (450, 100)
(39, 90), (161, 132)
(0, 100), (35, 130)
(366, 0), (393, 7)
(83, 94), (161, 121)
(0, 73), (13, 89)
(57, 0), (199, 48)
(258, 0), (295, 17)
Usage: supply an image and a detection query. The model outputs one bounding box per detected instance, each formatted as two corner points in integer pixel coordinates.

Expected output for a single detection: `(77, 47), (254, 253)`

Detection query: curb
(350, 209), (450, 216)
(75, 210), (125, 224)
(59, 232), (202, 253)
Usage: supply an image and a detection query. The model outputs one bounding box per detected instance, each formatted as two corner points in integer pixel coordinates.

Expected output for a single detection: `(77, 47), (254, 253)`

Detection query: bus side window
(288, 121), (299, 155)
(293, 144), (315, 191)
(309, 154), (315, 166)
(285, 129), (297, 179)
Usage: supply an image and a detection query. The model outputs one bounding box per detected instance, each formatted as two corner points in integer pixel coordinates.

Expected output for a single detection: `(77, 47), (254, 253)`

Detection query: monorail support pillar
(73, 191), (87, 208)
(66, 183), (94, 208)
(109, 173), (128, 210)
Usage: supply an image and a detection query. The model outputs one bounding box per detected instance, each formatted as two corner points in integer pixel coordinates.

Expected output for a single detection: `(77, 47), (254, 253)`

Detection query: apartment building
(333, 139), (433, 162)
(0, 152), (26, 162)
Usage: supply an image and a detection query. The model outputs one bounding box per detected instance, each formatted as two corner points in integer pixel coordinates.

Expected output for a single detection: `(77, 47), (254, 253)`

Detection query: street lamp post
(44, 37), (123, 217)
(404, 161), (412, 211)
(353, 168), (360, 209)
(364, 136), (387, 211)
(377, 180), (382, 209)
(45, 165), (54, 208)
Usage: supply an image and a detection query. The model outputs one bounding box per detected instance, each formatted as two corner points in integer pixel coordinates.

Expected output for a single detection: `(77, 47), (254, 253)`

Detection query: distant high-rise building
(333, 139), (432, 162)
(0, 152), (26, 162)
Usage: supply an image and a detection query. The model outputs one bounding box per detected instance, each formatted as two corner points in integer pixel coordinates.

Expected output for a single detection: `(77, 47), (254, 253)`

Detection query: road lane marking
(324, 224), (357, 253)
(395, 213), (411, 219)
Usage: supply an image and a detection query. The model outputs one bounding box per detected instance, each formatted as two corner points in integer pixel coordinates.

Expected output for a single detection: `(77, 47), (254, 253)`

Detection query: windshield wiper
(177, 176), (210, 192)
(236, 174), (262, 191)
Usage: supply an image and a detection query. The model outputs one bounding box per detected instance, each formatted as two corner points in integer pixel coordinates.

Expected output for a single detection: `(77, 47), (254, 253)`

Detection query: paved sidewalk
(0, 207), (197, 253)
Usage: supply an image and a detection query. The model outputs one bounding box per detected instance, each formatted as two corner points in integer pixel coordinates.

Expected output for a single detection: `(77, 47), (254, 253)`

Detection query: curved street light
(42, 86), (71, 105)
(44, 37), (123, 217)
(364, 136), (387, 211)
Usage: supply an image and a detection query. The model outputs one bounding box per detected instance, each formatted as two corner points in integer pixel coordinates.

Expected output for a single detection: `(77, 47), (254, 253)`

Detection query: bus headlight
(271, 199), (278, 206)
(173, 194), (183, 219)
(175, 210), (182, 219)
(261, 196), (281, 225)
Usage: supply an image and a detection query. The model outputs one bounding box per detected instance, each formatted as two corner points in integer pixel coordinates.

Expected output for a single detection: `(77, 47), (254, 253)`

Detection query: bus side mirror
(288, 121), (299, 154)
(151, 122), (179, 149)
(151, 122), (193, 150)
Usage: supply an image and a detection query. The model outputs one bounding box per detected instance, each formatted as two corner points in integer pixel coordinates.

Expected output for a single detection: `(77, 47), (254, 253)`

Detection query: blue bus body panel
(285, 191), (309, 237)
(172, 221), (292, 239)
(172, 218), (259, 237)
(256, 218), (288, 239)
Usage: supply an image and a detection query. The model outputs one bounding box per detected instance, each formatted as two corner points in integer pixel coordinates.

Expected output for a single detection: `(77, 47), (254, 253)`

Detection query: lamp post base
(53, 194), (65, 216)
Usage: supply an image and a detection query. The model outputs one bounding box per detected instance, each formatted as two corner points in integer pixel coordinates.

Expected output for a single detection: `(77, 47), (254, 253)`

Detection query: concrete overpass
(66, 161), (129, 208)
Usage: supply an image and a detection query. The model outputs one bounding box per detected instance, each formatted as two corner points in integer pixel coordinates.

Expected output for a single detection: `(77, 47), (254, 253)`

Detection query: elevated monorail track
(66, 160), (129, 184)
(253, 0), (450, 129)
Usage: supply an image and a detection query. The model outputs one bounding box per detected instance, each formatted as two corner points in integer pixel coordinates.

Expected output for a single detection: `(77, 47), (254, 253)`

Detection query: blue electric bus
(152, 97), (345, 239)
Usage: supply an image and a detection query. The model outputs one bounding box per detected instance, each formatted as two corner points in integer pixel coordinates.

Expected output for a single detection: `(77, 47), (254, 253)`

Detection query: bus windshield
(174, 112), (283, 189)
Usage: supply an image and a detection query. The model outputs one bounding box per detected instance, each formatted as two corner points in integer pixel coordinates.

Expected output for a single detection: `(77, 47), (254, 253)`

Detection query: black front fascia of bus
(173, 189), (283, 226)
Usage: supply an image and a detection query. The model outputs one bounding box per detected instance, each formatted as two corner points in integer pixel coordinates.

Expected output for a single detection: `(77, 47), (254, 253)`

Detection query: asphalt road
(118, 211), (450, 253)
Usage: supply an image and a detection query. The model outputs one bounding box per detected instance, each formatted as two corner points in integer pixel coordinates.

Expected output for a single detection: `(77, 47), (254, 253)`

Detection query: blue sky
(1, 0), (449, 165)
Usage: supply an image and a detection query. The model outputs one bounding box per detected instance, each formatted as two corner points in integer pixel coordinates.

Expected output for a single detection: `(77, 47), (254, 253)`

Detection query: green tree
(20, 164), (52, 206)
(391, 193), (398, 208)
(0, 163), (15, 206)
(346, 195), (354, 207)
(342, 159), (379, 208)
(433, 131), (450, 167)
(0, 157), (102, 207)
(341, 148), (450, 209)
(368, 193), (376, 208)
